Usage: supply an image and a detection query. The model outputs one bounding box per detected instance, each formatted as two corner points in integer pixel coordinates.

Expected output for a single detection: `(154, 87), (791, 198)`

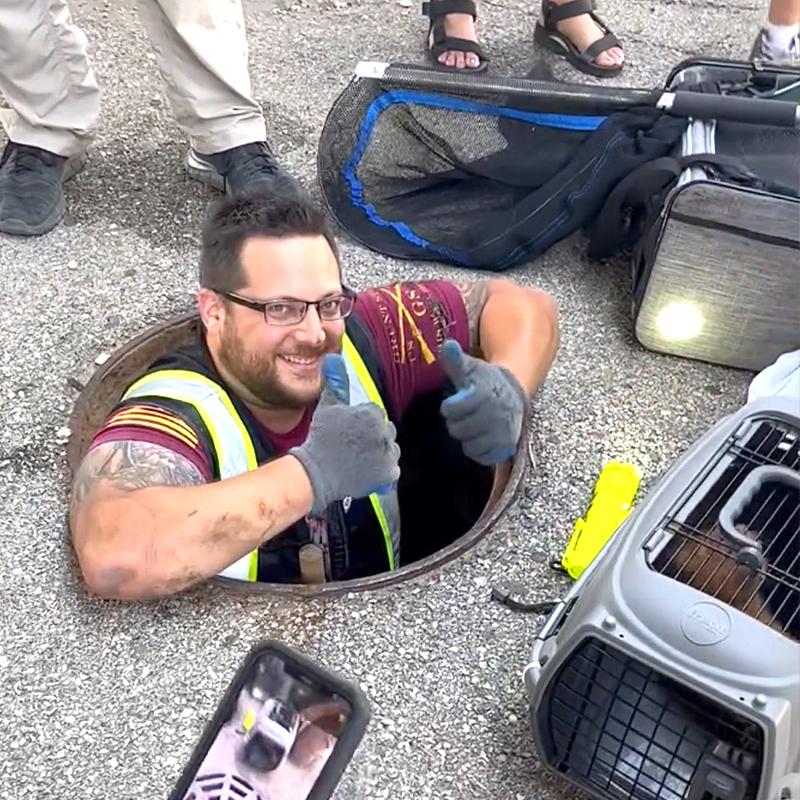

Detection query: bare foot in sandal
(535, 0), (624, 77)
(423, 0), (489, 71)
(436, 13), (482, 68)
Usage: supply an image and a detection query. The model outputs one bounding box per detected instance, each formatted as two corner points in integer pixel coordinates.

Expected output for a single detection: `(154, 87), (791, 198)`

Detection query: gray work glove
(289, 353), (401, 515)
(439, 339), (528, 465)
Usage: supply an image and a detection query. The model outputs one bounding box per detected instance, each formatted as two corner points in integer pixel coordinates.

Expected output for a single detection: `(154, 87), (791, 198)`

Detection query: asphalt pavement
(0, 0), (765, 797)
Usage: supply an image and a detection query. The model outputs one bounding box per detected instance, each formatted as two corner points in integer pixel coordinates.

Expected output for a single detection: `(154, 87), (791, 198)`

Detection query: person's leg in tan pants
(135, 0), (299, 198)
(0, 0), (100, 235)
(0, 0), (299, 238)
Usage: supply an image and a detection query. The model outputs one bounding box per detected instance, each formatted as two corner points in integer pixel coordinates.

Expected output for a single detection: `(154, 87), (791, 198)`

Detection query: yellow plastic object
(561, 461), (641, 580)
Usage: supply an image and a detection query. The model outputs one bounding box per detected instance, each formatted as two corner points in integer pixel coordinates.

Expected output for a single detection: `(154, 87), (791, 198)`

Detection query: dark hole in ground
(396, 389), (495, 566)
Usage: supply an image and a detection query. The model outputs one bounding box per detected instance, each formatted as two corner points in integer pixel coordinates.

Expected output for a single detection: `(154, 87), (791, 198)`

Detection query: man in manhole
(68, 191), (559, 599)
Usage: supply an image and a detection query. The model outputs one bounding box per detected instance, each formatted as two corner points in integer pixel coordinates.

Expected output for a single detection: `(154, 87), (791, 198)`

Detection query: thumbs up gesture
(320, 353), (350, 405)
(289, 354), (401, 515)
(439, 340), (527, 465)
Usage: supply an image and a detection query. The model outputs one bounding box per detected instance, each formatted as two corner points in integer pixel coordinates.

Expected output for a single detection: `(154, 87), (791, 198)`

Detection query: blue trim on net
(342, 90), (609, 267)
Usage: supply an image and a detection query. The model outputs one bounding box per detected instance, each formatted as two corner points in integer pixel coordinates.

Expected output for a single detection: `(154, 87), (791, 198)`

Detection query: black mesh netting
(317, 63), (800, 272)
(317, 65), (689, 271)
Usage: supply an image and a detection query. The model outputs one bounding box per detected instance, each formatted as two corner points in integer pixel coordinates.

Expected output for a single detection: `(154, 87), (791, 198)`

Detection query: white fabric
(748, 349), (800, 403)
(0, 0), (100, 157)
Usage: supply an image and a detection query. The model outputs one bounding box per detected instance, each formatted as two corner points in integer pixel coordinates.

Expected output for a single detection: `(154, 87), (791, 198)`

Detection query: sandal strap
(429, 32), (487, 57)
(422, 0), (478, 20)
(542, 0), (596, 24)
(582, 30), (620, 58)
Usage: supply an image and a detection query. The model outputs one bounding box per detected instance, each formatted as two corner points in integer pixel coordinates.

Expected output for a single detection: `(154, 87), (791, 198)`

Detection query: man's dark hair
(199, 191), (340, 292)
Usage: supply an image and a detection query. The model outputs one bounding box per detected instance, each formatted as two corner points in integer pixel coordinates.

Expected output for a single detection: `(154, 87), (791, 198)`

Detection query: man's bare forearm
(455, 278), (560, 397)
(69, 441), (314, 600)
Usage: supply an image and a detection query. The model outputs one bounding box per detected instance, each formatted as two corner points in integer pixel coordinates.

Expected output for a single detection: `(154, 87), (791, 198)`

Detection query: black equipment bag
(585, 58), (800, 371)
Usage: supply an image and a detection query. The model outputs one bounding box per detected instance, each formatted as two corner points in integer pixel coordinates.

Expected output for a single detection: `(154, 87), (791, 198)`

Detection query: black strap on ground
(490, 580), (559, 615)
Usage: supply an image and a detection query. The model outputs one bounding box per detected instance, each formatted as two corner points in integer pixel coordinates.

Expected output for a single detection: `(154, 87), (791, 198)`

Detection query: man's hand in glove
(289, 353), (400, 515)
(440, 339), (528, 465)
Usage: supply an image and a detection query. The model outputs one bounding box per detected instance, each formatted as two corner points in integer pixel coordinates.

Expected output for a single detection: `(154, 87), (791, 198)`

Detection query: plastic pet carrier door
(524, 395), (800, 800)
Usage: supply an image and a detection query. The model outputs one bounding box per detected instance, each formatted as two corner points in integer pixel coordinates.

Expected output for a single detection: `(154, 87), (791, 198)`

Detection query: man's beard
(218, 319), (339, 410)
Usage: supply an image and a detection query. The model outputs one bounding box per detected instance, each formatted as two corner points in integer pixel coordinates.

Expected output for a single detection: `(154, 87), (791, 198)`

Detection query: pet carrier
(524, 394), (800, 800)
(587, 58), (800, 372)
(316, 61), (799, 272)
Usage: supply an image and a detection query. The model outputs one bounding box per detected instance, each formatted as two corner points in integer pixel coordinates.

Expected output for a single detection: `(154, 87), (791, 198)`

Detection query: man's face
(204, 235), (345, 411)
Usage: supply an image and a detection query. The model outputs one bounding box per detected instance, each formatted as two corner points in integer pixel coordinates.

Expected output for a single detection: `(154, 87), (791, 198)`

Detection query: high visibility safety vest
(121, 333), (401, 582)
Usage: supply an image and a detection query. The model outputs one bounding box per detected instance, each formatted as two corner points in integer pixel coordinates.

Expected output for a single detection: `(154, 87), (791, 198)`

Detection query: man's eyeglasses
(218, 287), (356, 326)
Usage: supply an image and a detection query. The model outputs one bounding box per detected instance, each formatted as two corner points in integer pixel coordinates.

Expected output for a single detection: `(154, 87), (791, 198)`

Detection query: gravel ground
(0, 0), (763, 797)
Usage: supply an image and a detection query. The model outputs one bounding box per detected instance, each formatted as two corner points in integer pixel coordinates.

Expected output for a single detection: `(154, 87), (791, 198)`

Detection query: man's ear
(198, 288), (225, 336)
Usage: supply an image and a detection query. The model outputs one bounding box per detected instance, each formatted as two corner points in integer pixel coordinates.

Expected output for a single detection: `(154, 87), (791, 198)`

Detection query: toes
(594, 46), (624, 67)
(438, 50), (480, 69)
(431, 13), (482, 70)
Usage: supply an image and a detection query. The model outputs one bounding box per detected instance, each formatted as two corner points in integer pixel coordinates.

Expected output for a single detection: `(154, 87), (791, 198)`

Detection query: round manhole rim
(64, 311), (529, 598)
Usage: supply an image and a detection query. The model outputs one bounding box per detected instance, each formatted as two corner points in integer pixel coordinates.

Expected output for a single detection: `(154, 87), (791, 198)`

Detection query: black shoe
(0, 142), (85, 236)
(185, 141), (304, 199)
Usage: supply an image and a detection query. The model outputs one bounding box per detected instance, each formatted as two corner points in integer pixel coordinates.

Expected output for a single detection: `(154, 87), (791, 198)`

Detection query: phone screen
(172, 642), (368, 800)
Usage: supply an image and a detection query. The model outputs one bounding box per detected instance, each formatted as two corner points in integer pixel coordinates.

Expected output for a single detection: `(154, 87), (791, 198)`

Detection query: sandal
(534, 0), (623, 78)
(422, 0), (489, 72)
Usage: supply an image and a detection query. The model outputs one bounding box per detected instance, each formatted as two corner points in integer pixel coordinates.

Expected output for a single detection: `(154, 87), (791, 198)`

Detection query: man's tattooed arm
(69, 440), (205, 517)
(68, 437), (316, 600)
(69, 442), (207, 598)
(452, 280), (491, 353)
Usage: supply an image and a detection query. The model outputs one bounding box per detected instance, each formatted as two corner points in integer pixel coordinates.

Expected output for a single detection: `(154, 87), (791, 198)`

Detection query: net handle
(355, 61), (659, 110)
(353, 62), (800, 127)
(717, 464), (800, 570)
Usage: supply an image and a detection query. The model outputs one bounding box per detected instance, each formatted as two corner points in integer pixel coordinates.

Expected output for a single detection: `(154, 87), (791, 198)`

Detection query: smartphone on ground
(168, 640), (371, 800)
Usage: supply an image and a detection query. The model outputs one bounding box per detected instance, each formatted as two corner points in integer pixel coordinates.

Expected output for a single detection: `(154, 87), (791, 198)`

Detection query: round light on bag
(656, 302), (703, 340)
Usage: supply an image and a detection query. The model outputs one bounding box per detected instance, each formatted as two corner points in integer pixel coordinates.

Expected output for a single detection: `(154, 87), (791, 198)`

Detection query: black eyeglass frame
(217, 285), (357, 326)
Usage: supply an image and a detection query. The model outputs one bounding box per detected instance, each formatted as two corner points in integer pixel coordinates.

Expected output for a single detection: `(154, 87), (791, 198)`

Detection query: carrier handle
(717, 465), (800, 570)
(658, 90), (800, 128)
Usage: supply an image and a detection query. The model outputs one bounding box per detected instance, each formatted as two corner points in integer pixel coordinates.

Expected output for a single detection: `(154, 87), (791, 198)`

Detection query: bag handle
(586, 153), (799, 259)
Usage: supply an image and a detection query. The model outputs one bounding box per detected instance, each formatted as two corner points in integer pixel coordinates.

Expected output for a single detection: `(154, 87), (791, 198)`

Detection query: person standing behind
(0, 0), (301, 237)
(750, 0), (800, 60)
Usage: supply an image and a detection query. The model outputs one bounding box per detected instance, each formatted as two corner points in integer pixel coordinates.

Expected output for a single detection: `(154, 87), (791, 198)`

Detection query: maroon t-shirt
(89, 280), (470, 475)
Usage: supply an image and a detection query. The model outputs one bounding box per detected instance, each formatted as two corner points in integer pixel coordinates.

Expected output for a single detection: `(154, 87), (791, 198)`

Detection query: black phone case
(167, 640), (372, 800)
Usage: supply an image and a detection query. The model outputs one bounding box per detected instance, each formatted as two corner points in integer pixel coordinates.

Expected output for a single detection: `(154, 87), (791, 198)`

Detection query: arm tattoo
(70, 440), (205, 514)
(453, 280), (491, 352)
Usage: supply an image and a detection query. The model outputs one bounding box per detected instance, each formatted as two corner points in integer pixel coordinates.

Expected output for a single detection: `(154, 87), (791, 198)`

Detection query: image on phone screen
(180, 649), (355, 800)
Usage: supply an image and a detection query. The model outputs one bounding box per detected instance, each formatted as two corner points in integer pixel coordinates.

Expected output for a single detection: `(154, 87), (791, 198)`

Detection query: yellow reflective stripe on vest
(124, 369), (258, 473)
(122, 370), (259, 582)
(341, 335), (383, 406)
(340, 335), (397, 571)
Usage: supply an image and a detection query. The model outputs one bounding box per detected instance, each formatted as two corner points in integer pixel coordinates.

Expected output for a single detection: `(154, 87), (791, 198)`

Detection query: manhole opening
(66, 313), (528, 597)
